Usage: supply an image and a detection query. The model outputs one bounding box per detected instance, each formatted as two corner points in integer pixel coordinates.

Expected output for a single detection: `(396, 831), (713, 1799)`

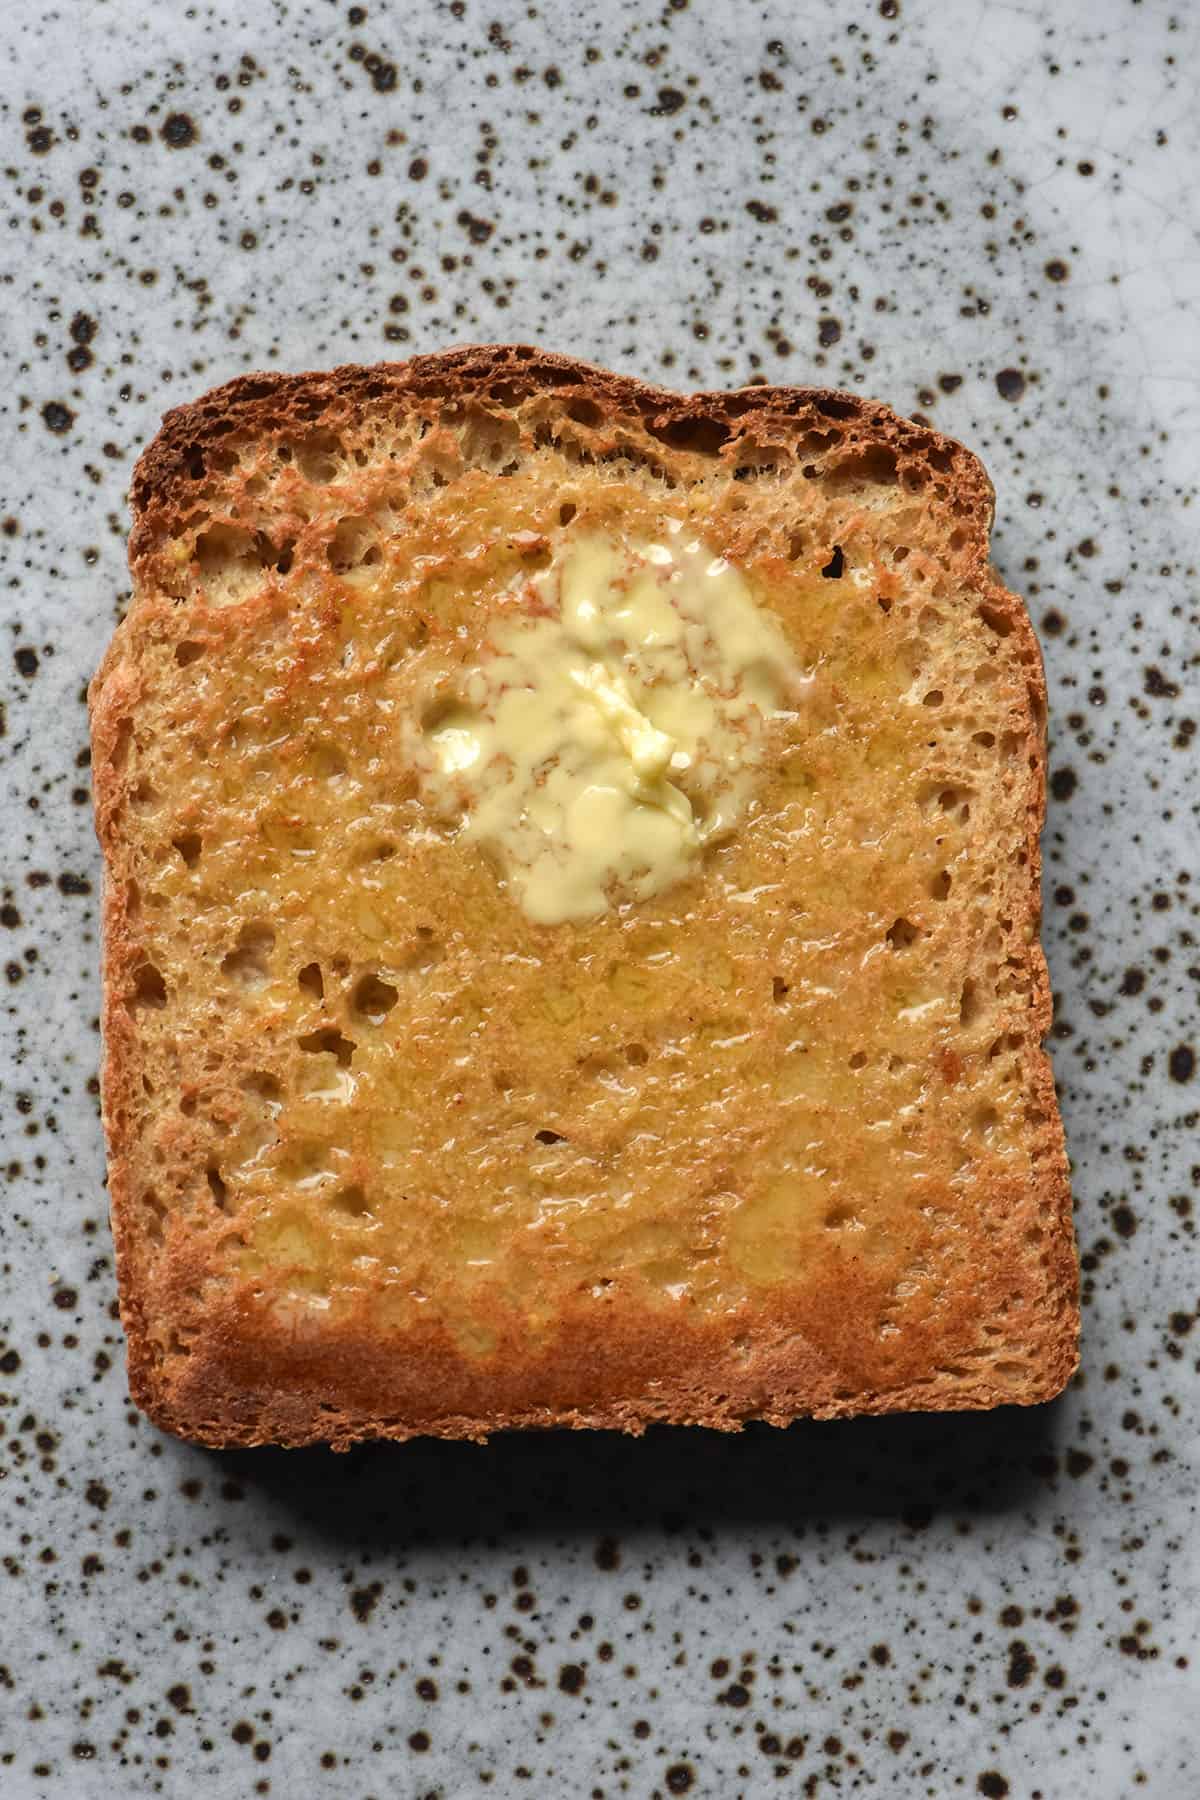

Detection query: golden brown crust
(91, 345), (1077, 1449)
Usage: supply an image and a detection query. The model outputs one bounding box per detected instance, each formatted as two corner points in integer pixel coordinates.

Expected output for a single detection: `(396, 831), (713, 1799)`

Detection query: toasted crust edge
(91, 345), (1078, 1448)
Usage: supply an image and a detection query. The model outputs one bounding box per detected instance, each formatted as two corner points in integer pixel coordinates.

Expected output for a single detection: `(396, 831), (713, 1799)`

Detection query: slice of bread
(90, 346), (1077, 1448)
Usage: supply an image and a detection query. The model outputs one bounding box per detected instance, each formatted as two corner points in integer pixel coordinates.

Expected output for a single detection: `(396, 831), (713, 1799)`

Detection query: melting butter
(424, 527), (804, 924)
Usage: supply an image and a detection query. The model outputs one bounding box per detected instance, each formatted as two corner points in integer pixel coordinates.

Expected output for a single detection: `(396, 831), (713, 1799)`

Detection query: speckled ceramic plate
(2, 2), (1197, 1795)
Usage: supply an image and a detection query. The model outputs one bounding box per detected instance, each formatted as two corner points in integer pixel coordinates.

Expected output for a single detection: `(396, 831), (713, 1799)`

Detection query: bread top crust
(125, 344), (998, 576)
(91, 346), (1077, 1448)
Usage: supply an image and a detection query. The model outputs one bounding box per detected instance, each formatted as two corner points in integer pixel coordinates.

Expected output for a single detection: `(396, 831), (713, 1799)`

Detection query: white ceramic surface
(1, 1), (1197, 1794)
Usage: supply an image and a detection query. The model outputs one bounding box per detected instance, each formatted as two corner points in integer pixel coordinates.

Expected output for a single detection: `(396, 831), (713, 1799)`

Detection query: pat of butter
(571, 662), (676, 783)
(424, 528), (803, 924)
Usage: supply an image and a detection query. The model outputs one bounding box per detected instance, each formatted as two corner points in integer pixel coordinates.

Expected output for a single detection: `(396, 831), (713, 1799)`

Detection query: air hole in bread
(977, 601), (1013, 638)
(221, 922), (275, 986)
(352, 973), (398, 1023)
(175, 641), (204, 667)
(847, 1052), (868, 1071)
(972, 1104), (999, 1135)
(296, 432), (343, 483)
(824, 1205), (861, 1228)
(922, 689), (944, 708)
(242, 1070), (283, 1103)
(331, 1184), (370, 1218)
(196, 524), (268, 608)
(892, 545), (910, 564)
(787, 532), (806, 561)
(810, 394), (855, 423)
(308, 742), (347, 779)
(929, 869), (952, 901)
(110, 718), (133, 770)
(297, 962), (324, 1001)
(298, 1027), (355, 1068)
(327, 516), (381, 573)
(566, 397), (604, 428)
(172, 831), (202, 868)
(624, 1042), (649, 1066)
(404, 930), (441, 972)
(180, 1092), (197, 1117)
(886, 917), (922, 952)
(535, 1128), (567, 1145)
(877, 594), (893, 614)
(132, 962), (168, 1009)
(733, 441), (788, 475)
(143, 1189), (166, 1245)
(559, 501), (577, 526)
(820, 545), (845, 579)
(206, 1165), (229, 1211)
(972, 730), (996, 748)
(959, 979), (983, 1028)
(772, 976), (789, 1002)
(482, 379), (527, 409)
(253, 530), (295, 575)
(647, 415), (731, 458)
(827, 443), (898, 489)
(510, 537), (552, 571)
(452, 404), (523, 469)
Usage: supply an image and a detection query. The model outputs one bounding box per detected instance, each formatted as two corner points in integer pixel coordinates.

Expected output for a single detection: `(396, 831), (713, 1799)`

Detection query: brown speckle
(350, 1582), (382, 1622)
(161, 113), (198, 149)
(41, 401), (76, 435)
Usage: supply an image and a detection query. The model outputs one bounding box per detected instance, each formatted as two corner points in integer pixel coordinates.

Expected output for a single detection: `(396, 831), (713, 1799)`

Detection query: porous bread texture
(90, 345), (1077, 1448)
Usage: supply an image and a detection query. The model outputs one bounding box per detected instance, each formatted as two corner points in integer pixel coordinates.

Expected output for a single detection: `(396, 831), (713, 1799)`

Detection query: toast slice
(90, 346), (1077, 1447)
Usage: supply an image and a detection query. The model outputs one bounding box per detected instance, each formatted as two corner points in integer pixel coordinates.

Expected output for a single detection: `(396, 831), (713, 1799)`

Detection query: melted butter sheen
(125, 483), (1029, 1355)
(424, 530), (804, 923)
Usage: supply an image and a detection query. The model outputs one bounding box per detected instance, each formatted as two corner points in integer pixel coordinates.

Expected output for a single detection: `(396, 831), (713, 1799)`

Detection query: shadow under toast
(213, 1400), (1071, 1549)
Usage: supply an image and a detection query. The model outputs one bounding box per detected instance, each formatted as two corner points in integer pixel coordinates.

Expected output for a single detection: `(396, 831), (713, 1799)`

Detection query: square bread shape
(90, 347), (1077, 1447)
